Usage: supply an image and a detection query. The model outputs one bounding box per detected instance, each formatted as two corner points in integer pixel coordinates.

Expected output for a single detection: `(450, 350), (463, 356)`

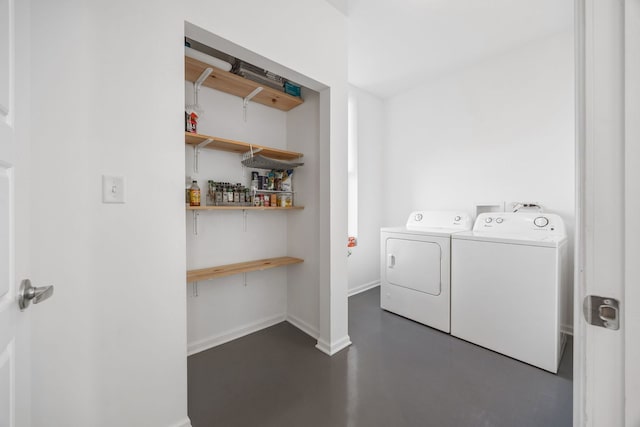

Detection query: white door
(385, 238), (441, 295)
(0, 1), (31, 426)
(576, 0), (640, 425)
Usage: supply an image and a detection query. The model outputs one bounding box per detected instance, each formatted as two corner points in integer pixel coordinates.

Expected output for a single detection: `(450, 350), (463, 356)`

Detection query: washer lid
(452, 230), (566, 248)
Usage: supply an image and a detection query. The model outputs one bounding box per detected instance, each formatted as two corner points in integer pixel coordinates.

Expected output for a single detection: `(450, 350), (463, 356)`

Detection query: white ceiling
(347, 0), (573, 98)
(325, 0), (348, 15)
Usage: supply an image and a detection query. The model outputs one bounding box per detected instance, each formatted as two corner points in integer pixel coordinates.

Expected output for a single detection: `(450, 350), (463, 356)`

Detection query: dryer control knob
(485, 217), (493, 223)
(496, 218), (503, 224)
(454, 216), (461, 221)
(534, 216), (549, 227)
(415, 213), (423, 222)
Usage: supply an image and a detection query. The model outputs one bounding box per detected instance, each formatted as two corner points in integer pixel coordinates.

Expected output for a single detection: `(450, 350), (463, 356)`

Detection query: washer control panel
(533, 216), (549, 227)
(473, 212), (566, 238)
(406, 211), (472, 231)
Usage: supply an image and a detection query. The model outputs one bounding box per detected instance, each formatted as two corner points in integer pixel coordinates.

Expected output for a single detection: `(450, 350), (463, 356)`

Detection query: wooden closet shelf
(185, 56), (304, 112)
(187, 256), (304, 282)
(185, 132), (303, 161)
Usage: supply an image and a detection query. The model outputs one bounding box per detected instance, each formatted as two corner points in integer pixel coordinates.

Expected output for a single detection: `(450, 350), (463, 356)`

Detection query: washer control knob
(454, 216), (461, 221)
(414, 213), (423, 222)
(534, 216), (549, 227)
(496, 218), (503, 224)
(485, 217), (493, 223)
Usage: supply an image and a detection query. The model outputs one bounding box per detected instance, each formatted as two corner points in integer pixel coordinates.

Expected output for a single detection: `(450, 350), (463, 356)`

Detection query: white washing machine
(451, 212), (568, 373)
(380, 211), (472, 333)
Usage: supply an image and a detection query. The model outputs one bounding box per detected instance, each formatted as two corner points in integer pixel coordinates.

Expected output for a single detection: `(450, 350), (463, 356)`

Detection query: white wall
(185, 83), (291, 354)
(384, 31), (575, 329)
(29, 0), (348, 426)
(347, 86), (385, 294)
(286, 88), (321, 337)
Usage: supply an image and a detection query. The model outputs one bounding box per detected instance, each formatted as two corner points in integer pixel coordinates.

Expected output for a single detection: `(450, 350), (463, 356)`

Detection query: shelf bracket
(193, 138), (213, 173)
(243, 87), (263, 122)
(243, 209), (248, 232)
(193, 67), (213, 108)
(193, 210), (199, 235)
(243, 272), (247, 287)
(187, 67), (213, 115)
(195, 68), (213, 91)
(192, 281), (199, 297)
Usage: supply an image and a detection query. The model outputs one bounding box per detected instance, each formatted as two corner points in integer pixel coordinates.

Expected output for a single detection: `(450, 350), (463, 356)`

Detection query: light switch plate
(102, 175), (125, 203)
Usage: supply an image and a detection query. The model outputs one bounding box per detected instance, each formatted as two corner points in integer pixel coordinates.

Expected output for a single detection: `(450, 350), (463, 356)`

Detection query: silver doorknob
(18, 279), (54, 311)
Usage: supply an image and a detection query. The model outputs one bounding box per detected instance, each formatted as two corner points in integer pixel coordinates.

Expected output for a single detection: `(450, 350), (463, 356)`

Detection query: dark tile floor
(188, 287), (573, 427)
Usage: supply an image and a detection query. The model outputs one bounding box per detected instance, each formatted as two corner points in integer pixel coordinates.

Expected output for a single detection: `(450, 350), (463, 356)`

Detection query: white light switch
(102, 175), (125, 203)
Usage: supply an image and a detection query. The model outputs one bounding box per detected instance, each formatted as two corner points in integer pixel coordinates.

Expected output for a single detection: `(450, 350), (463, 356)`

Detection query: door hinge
(583, 295), (619, 330)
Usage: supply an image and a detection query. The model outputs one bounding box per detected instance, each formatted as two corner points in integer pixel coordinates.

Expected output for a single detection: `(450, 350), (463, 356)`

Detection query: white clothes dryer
(451, 212), (569, 373)
(380, 211), (472, 333)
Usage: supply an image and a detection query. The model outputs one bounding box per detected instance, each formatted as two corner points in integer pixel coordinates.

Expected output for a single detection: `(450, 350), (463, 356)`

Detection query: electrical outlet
(102, 175), (125, 203)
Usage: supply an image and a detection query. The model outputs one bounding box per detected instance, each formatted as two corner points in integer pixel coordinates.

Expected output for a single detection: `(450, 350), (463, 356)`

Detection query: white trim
(168, 417), (192, 427)
(286, 314), (319, 339)
(187, 314), (286, 356)
(0, 340), (14, 427)
(624, 1), (640, 425)
(574, 1), (586, 425)
(348, 280), (380, 297)
(577, 1), (627, 424)
(561, 324), (574, 336)
(347, 94), (358, 239)
(315, 335), (352, 356)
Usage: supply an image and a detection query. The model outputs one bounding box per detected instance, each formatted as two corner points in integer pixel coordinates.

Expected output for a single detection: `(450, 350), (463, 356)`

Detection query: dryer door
(385, 238), (441, 295)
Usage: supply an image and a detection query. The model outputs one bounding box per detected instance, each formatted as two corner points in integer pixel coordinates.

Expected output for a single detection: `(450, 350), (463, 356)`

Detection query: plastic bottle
(189, 180), (201, 207)
(267, 171), (275, 190)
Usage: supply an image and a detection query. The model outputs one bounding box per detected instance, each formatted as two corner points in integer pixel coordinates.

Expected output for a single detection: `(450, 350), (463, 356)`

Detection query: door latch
(583, 295), (619, 330)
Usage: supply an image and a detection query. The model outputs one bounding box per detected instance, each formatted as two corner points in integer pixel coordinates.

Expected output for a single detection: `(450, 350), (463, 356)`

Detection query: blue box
(284, 81), (301, 98)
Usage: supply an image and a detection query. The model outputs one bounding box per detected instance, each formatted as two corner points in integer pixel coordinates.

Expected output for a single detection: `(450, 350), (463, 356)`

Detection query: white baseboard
(169, 417), (192, 427)
(348, 280), (380, 297)
(561, 324), (574, 336)
(315, 335), (352, 356)
(286, 313), (319, 339)
(187, 313), (286, 356)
